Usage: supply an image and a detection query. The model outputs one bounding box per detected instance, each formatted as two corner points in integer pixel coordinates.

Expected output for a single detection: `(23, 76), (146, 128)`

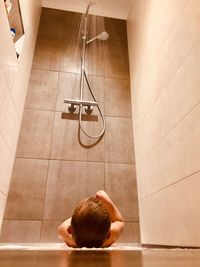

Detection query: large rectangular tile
(105, 45), (130, 79)
(25, 69), (59, 110)
(56, 72), (79, 113)
(105, 78), (131, 117)
(139, 171), (200, 247)
(105, 163), (139, 221)
(130, 0), (200, 123)
(60, 39), (81, 74)
(104, 17), (128, 48)
(38, 8), (82, 40)
(16, 109), (54, 159)
(137, 102), (200, 198)
(117, 222), (140, 244)
(4, 158), (48, 220)
(38, 8), (67, 39)
(0, 135), (14, 195)
(10, 68), (26, 118)
(85, 41), (105, 77)
(135, 41), (200, 159)
(0, 220), (41, 243)
(32, 37), (65, 71)
(105, 117), (134, 164)
(40, 221), (62, 243)
(43, 160), (104, 220)
(51, 112), (104, 162)
(1, 90), (20, 155)
(0, 193), (6, 234)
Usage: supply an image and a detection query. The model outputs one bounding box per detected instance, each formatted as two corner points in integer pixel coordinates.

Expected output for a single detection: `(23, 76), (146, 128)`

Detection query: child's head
(71, 197), (111, 248)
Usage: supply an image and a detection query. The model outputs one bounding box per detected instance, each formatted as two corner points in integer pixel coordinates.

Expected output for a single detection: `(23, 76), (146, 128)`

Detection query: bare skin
(57, 190), (124, 247)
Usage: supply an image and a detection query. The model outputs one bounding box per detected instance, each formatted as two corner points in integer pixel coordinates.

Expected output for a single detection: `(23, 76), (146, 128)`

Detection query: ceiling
(42, 0), (133, 19)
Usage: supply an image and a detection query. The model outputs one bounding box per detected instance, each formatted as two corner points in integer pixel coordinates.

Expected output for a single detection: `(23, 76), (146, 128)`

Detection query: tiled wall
(0, 0), (41, 232)
(0, 8), (140, 244)
(127, 0), (200, 246)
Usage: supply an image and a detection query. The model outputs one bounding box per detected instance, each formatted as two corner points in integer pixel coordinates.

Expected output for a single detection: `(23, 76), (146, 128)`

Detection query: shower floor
(0, 244), (200, 267)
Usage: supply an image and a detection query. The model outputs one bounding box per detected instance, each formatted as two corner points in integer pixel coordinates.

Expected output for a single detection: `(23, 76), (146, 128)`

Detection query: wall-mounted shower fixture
(87, 31), (109, 44)
(64, 2), (108, 139)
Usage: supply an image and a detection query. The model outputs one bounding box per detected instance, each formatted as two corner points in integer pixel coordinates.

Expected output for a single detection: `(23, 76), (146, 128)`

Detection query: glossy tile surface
(4, 159), (48, 220)
(25, 69), (59, 110)
(43, 160), (104, 220)
(51, 112), (104, 162)
(105, 117), (135, 164)
(0, 250), (200, 267)
(105, 78), (131, 117)
(0, 221), (41, 243)
(105, 163), (138, 221)
(16, 109), (54, 159)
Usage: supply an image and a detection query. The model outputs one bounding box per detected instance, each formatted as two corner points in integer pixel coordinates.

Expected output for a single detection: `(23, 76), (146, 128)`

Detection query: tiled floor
(0, 249), (200, 267)
(0, 8), (139, 244)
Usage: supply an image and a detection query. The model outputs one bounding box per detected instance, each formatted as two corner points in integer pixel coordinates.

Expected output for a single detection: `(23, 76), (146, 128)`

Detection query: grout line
(140, 168), (200, 201)
(31, 67), (130, 81)
(137, 99), (200, 163)
(135, 39), (200, 126)
(23, 107), (133, 119)
(15, 157), (135, 166)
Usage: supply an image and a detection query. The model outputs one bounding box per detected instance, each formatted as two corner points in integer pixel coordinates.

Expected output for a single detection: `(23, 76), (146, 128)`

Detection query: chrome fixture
(64, 2), (109, 139)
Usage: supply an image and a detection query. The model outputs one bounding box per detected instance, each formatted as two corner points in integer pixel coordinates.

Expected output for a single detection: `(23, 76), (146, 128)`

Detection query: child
(57, 190), (124, 248)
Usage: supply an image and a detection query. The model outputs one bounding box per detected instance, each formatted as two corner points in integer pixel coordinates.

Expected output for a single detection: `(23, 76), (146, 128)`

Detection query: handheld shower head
(87, 31), (109, 44)
(98, 31), (109, 41)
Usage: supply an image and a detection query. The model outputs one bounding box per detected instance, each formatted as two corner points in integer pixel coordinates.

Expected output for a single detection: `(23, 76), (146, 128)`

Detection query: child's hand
(96, 190), (112, 204)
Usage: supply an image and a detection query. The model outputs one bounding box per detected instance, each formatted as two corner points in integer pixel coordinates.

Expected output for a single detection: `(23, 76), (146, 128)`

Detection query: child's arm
(96, 190), (124, 247)
(57, 218), (77, 248)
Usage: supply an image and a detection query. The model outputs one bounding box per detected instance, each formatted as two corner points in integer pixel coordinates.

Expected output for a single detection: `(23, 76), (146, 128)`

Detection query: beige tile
(129, 0), (200, 123)
(10, 68), (26, 118)
(117, 222), (140, 244)
(40, 221), (62, 242)
(105, 78), (131, 117)
(105, 163), (139, 221)
(38, 8), (68, 39)
(1, 91), (20, 155)
(38, 8), (82, 40)
(25, 69), (59, 110)
(105, 117), (134, 164)
(51, 112), (104, 162)
(0, 71), (10, 131)
(56, 72), (79, 112)
(137, 102), (200, 198)
(16, 109), (54, 159)
(105, 45), (130, 79)
(0, 193), (6, 233)
(4, 158), (48, 220)
(85, 41), (105, 77)
(32, 37), (65, 71)
(0, 135), (15, 195)
(135, 41), (200, 159)
(0, 220), (41, 243)
(139, 171), (200, 247)
(104, 17), (128, 48)
(43, 160), (104, 220)
(60, 39), (81, 74)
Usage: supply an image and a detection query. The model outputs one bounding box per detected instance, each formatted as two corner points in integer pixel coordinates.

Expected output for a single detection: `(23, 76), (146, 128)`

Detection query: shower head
(87, 31), (109, 44)
(98, 31), (109, 41)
